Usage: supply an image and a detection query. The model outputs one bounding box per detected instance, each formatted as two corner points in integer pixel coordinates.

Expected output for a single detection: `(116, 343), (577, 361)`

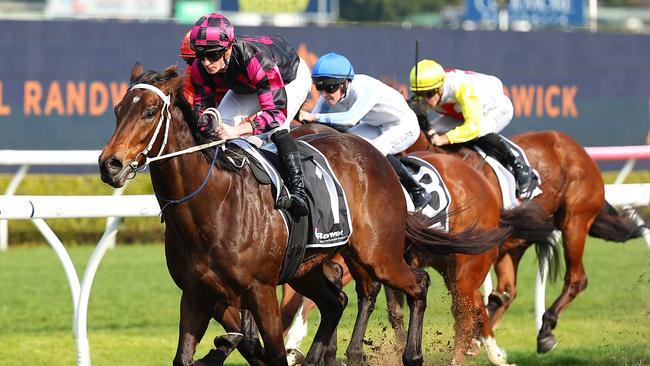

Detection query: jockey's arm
(445, 83), (482, 144)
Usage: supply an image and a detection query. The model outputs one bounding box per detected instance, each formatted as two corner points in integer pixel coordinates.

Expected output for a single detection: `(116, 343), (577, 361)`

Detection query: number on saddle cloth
(227, 139), (353, 249)
(400, 156), (452, 231)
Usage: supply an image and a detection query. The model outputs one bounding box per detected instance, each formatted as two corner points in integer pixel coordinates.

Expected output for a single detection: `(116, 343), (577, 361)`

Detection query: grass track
(0, 237), (648, 365)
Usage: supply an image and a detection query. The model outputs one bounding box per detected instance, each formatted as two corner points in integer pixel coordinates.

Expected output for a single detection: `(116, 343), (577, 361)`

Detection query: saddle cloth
(227, 139), (352, 248)
(400, 156), (452, 231)
(472, 137), (543, 209)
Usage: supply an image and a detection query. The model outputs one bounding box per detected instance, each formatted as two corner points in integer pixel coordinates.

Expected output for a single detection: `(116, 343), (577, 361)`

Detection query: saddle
(438, 140), (542, 208)
(222, 138), (352, 284)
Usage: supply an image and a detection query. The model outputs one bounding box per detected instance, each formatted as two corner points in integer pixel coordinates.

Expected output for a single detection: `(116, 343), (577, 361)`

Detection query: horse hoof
(213, 332), (243, 351)
(287, 348), (306, 366)
(537, 334), (557, 354)
(346, 351), (366, 366)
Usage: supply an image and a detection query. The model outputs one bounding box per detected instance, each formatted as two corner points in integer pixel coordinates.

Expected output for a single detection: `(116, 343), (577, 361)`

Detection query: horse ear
(130, 62), (144, 83)
(163, 74), (185, 95)
(163, 64), (178, 74)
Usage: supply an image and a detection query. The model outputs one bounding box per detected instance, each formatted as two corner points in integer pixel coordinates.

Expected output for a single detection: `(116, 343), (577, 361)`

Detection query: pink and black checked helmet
(189, 13), (235, 53)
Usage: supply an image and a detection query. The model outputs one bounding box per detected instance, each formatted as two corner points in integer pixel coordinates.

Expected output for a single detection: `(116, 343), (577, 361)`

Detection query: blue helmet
(312, 52), (355, 83)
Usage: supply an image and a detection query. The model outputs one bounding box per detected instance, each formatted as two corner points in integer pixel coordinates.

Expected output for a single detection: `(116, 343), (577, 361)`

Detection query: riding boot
(386, 154), (432, 211)
(272, 129), (309, 217)
(476, 133), (538, 199)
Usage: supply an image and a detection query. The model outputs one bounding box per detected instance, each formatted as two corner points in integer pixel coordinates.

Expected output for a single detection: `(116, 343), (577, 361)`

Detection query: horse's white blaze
(285, 302), (309, 350)
(482, 336), (511, 365)
(132, 95), (140, 104)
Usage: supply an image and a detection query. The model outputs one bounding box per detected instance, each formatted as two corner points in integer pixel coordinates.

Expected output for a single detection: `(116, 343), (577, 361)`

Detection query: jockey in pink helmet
(188, 13), (312, 217)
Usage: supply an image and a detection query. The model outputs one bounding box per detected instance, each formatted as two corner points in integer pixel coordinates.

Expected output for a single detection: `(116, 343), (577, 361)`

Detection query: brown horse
(284, 123), (556, 365)
(98, 65), (509, 366)
(406, 129), (646, 353)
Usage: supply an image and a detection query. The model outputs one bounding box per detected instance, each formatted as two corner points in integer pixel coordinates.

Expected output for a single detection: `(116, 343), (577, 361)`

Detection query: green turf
(0, 237), (648, 365)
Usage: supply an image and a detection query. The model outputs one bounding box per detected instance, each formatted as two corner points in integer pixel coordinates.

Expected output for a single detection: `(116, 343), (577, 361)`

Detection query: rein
(128, 83), (229, 213)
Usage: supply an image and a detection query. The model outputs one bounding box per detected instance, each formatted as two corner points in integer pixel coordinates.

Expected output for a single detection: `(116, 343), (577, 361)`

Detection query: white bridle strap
(129, 83), (172, 167)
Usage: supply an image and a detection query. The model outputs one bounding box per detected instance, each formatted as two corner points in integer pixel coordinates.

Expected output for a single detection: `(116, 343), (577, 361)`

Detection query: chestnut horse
(282, 123), (556, 365)
(405, 129), (646, 353)
(98, 65), (509, 366)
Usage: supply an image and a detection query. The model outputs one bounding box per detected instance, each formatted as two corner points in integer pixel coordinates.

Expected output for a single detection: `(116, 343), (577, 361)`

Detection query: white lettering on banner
(474, 0), (499, 14)
(510, 0), (572, 14)
(46, 0), (171, 18)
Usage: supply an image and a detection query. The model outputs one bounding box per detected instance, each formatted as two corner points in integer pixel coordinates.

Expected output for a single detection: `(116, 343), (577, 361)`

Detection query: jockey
(189, 13), (312, 216)
(409, 59), (538, 200)
(178, 30), (195, 104)
(299, 52), (432, 211)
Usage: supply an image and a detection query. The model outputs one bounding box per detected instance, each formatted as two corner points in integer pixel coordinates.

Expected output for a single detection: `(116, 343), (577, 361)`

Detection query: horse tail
(499, 201), (560, 281)
(588, 200), (647, 242)
(405, 212), (511, 256)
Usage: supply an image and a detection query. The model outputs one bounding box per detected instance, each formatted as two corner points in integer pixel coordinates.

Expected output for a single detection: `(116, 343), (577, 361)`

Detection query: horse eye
(144, 108), (157, 120)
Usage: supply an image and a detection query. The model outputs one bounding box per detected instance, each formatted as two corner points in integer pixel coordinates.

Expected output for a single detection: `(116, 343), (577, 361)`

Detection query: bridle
(127, 83), (226, 172)
(124, 83), (230, 213)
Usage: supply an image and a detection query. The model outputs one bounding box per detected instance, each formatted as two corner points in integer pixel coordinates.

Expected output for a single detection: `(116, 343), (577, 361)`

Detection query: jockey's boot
(386, 154), (432, 211)
(476, 133), (538, 200)
(272, 129), (309, 217)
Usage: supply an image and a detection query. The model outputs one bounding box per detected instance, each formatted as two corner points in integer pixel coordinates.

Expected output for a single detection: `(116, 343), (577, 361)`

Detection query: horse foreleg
(290, 262), (347, 366)
(538, 215), (591, 354)
(401, 267), (430, 366)
(245, 283), (288, 365)
(488, 247), (524, 330)
(173, 291), (214, 366)
(384, 286), (407, 351)
(344, 258), (381, 366)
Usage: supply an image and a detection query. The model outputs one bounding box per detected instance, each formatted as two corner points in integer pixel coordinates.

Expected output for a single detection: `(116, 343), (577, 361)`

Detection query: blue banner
(466, 0), (585, 27)
(0, 19), (647, 151)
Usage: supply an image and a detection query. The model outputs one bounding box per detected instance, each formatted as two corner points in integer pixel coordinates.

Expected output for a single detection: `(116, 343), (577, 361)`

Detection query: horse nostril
(103, 156), (124, 175)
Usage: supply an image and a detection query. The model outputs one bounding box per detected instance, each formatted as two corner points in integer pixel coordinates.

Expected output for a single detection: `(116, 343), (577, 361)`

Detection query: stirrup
(411, 190), (432, 211)
(276, 194), (309, 217)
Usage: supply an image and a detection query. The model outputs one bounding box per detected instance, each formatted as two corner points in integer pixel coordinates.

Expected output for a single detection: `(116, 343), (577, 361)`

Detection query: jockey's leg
(272, 129), (309, 216)
(475, 133), (537, 199)
(386, 154), (431, 210)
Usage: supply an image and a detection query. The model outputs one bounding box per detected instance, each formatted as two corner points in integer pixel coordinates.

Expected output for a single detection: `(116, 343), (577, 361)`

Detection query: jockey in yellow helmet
(409, 59), (538, 200)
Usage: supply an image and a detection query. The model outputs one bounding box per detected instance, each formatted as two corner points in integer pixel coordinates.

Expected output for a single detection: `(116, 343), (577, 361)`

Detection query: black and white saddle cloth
(400, 156), (452, 231)
(472, 137), (542, 209)
(227, 139), (352, 248)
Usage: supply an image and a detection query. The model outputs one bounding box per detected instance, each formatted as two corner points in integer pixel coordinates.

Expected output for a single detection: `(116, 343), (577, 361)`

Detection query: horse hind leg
(355, 254), (430, 366)
(344, 257), (382, 366)
(289, 261), (348, 366)
(538, 213), (592, 354)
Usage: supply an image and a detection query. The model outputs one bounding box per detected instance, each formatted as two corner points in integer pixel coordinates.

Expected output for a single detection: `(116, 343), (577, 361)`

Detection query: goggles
(315, 82), (343, 94)
(196, 49), (226, 62)
(417, 88), (441, 99)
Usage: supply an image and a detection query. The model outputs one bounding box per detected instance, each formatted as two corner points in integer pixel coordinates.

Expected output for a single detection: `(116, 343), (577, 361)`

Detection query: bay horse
(405, 129), (646, 353)
(283, 123), (556, 365)
(98, 64), (509, 366)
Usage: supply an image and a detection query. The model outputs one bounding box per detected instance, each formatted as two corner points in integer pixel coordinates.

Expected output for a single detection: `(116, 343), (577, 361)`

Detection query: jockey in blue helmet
(299, 52), (432, 211)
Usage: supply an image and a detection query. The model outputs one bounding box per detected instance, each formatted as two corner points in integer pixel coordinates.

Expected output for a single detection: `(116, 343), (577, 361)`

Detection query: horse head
(99, 63), (186, 188)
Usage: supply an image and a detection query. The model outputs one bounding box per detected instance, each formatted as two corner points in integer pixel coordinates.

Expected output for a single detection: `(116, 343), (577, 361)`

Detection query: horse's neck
(148, 112), (230, 203)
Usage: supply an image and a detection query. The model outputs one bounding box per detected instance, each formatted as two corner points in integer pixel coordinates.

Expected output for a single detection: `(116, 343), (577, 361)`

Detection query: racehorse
(284, 123), (556, 365)
(405, 129), (646, 353)
(98, 64), (510, 366)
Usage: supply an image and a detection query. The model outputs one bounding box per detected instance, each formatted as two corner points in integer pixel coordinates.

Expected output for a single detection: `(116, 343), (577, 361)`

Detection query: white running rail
(0, 194), (160, 366)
